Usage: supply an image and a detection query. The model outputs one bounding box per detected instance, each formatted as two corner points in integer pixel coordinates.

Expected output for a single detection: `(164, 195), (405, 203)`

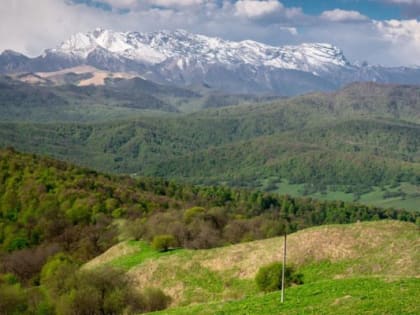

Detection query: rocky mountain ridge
(1, 29), (420, 95)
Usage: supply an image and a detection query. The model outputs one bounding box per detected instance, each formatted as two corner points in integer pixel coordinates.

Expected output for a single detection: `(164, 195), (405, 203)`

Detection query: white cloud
(320, 9), (368, 22)
(151, 0), (206, 7)
(234, 0), (283, 18)
(373, 19), (420, 65)
(280, 27), (298, 35)
(0, 0), (115, 56)
(101, 0), (206, 9)
(0, 0), (213, 56)
(375, 19), (420, 42)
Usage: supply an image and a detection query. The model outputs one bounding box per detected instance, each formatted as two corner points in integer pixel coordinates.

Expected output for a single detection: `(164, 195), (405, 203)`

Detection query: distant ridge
(1, 29), (420, 95)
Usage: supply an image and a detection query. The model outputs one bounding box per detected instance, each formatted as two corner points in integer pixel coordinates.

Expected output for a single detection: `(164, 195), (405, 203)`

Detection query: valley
(0, 79), (419, 210)
(0, 16), (419, 314)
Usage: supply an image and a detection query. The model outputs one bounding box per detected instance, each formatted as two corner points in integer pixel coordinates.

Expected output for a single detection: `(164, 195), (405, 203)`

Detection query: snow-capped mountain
(1, 28), (420, 95)
(52, 28), (349, 74)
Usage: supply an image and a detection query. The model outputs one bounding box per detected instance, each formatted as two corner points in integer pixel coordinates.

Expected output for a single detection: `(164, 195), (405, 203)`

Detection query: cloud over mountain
(0, 0), (419, 66)
(320, 9), (369, 22)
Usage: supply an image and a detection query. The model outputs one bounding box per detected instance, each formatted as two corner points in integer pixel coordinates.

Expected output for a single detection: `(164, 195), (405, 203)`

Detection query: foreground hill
(1, 83), (419, 209)
(152, 277), (419, 315)
(0, 149), (418, 314)
(82, 221), (420, 314)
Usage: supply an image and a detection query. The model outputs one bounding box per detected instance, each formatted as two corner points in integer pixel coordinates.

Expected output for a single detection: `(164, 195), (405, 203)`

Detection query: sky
(0, 0), (419, 66)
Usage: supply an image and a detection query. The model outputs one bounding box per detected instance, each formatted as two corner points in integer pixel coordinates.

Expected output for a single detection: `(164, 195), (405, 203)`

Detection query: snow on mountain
(52, 28), (349, 73)
(2, 29), (420, 95)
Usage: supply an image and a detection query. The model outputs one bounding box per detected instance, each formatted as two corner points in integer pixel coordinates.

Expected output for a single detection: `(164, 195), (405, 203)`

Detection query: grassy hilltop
(83, 220), (420, 314)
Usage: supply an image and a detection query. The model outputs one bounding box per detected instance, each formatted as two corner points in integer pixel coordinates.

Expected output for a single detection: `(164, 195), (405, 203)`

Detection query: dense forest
(1, 147), (417, 269)
(0, 82), (419, 204)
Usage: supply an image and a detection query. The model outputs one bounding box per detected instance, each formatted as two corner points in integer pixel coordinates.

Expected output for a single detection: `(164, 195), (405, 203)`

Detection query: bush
(1, 244), (60, 283)
(142, 287), (171, 312)
(51, 266), (147, 315)
(255, 262), (303, 292)
(0, 282), (27, 314)
(127, 218), (147, 240)
(151, 235), (177, 252)
(183, 207), (205, 224)
(40, 253), (78, 299)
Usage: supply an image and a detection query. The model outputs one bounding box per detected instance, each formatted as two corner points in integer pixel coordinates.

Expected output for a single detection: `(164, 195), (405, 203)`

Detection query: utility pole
(281, 232), (287, 303)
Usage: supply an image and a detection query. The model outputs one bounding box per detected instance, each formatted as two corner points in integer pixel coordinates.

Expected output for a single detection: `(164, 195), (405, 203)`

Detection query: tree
(151, 235), (176, 252)
(255, 262), (303, 292)
(40, 253), (78, 299)
(45, 266), (150, 315)
(183, 207), (205, 224)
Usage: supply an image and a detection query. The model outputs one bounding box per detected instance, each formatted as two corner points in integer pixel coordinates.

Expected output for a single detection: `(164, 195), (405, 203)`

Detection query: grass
(150, 277), (420, 315)
(84, 221), (419, 311)
(114, 221), (419, 307)
(108, 241), (184, 270)
(375, 197), (420, 211)
(269, 180), (420, 211)
(83, 240), (185, 270)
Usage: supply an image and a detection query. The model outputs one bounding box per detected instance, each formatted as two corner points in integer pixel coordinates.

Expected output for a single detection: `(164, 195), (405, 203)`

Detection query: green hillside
(0, 83), (419, 209)
(2, 148), (414, 259)
(0, 76), (277, 122)
(0, 149), (418, 314)
(88, 221), (419, 307)
(152, 278), (420, 315)
(83, 221), (420, 314)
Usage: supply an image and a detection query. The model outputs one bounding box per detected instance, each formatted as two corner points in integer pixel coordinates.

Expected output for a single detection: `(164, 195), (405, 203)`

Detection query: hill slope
(152, 277), (420, 315)
(2, 148), (415, 259)
(0, 150), (418, 314)
(84, 221), (419, 309)
(1, 83), (419, 208)
(0, 75), (280, 122)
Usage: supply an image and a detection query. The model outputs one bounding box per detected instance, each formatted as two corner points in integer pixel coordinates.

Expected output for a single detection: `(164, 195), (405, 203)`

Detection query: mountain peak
(1, 49), (27, 57)
(4, 28), (418, 95)
(51, 28), (349, 73)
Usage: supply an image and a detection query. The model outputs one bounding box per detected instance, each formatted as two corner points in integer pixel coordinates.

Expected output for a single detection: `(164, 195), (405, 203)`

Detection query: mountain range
(2, 28), (420, 95)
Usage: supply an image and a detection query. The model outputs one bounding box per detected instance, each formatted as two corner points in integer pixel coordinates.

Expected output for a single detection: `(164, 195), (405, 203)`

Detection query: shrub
(1, 244), (60, 282)
(142, 287), (171, 312)
(0, 281), (27, 314)
(151, 235), (176, 252)
(51, 267), (147, 315)
(183, 207), (205, 224)
(127, 218), (147, 240)
(255, 262), (303, 292)
(40, 253), (79, 299)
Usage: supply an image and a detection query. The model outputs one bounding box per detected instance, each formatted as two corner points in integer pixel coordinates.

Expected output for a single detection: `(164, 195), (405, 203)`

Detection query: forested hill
(1, 82), (419, 209)
(0, 148), (418, 275)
